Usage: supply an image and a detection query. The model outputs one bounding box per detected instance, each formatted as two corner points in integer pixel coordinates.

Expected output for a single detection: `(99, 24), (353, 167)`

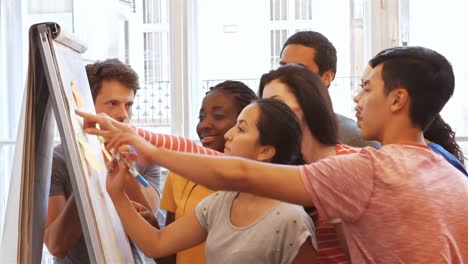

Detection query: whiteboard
(51, 38), (134, 263)
(0, 23), (135, 263)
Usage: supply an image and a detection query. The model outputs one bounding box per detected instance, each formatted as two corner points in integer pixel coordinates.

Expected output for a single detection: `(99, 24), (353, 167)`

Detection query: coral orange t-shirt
(316, 144), (359, 264)
(300, 144), (468, 263)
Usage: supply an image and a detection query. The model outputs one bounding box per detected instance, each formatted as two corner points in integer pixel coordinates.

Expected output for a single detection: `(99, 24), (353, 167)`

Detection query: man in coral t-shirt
(299, 47), (468, 262)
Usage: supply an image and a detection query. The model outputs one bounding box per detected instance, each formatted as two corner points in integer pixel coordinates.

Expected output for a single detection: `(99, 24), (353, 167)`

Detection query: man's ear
(321, 70), (335, 88)
(389, 88), (409, 112)
(257, 145), (276, 162)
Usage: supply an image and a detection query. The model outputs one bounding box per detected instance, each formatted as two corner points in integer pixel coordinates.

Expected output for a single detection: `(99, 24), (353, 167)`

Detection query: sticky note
(71, 80), (85, 108)
(77, 134), (104, 172)
(101, 144), (113, 162)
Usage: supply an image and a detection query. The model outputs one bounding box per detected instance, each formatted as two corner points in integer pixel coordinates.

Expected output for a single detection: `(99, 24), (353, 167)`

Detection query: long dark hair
(425, 114), (465, 164)
(255, 99), (305, 165)
(258, 64), (339, 146)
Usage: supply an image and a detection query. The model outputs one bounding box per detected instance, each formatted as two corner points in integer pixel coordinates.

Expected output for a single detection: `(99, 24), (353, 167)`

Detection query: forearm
(44, 196), (83, 257)
(125, 178), (159, 212)
(111, 196), (205, 259)
(151, 148), (248, 191)
(111, 193), (165, 257)
(133, 127), (222, 156)
(155, 212), (176, 264)
(150, 148), (313, 206)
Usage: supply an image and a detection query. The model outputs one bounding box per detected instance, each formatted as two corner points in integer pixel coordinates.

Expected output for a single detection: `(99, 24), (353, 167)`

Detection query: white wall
(197, 0), (271, 80)
(408, 0), (468, 137)
(311, 0), (353, 117)
(73, 0), (130, 61)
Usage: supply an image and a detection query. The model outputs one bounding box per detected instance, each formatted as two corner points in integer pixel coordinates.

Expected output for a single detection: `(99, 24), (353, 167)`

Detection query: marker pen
(110, 149), (149, 188)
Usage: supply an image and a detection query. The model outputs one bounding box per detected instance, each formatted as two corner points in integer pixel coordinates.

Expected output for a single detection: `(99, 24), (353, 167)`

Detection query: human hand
(106, 157), (133, 198)
(106, 131), (157, 167)
(132, 201), (160, 228)
(75, 110), (135, 141)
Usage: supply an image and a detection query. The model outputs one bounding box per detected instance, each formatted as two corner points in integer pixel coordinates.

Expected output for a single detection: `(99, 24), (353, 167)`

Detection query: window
(132, 0), (172, 135)
(269, 0), (313, 69)
(270, 29), (288, 69)
(270, 0), (288, 21)
(139, 31), (171, 125)
(193, 0), (358, 138)
(403, 0), (468, 155)
(295, 0), (313, 20)
(124, 20), (130, 64)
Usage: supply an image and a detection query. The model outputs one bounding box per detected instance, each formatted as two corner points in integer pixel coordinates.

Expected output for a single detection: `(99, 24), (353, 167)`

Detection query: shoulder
(195, 191), (233, 228)
(276, 203), (306, 217)
(336, 114), (381, 148)
(428, 142), (457, 161)
(53, 143), (65, 160)
(163, 171), (190, 189)
(373, 144), (444, 167)
(50, 144), (71, 194)
(204, 191), (234, 205)
(275, 203), (317, 249)
(52, 144), (67, 173)
(300, 146), (376, 185)
(135, 163), (160, 178)
(135, 162), (159, 172)
(336, 114), (360, 135)
(134, 163), (161, 191)
(427, 142), (467, 176)
(272, 203), (315, 233)
(197, 191), (233, 212)
(277, 203), (313, 222)
(166, 171), (184, 181)
(308, 145), (376, 167)
(336, 144), (361, 155)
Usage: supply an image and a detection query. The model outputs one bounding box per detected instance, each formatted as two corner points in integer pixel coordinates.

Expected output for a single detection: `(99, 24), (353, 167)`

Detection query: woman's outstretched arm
(130, 126), (221, 156)
(78, 110), (312, 206)
(76, 110), (221, 156)
(107, 160), (207, 258)
(107, 132), (313, 206)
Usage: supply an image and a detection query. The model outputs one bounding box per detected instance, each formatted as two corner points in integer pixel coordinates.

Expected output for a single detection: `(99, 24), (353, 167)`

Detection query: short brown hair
(86, 58), (140, 101)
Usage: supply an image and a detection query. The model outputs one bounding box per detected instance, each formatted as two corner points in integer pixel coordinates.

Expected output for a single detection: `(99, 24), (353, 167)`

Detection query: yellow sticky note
(77, 135), (104, 172)
(101, 144), (113, 162)
(71, 80), (85, 108)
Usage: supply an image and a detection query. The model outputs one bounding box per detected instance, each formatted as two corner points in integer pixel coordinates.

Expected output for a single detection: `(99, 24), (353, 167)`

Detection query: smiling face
(223, 104), (272, 161)
(354, 64), (391, 141)
(94, 80), (135, 123)
(196, 91), (239, 152)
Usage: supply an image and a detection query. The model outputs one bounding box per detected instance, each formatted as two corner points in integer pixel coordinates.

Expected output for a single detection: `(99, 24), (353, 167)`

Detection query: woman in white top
(106, 99), (317, 263)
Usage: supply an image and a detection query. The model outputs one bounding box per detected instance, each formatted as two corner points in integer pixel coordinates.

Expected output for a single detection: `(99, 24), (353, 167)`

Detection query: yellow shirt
(160, 172), (214, 264)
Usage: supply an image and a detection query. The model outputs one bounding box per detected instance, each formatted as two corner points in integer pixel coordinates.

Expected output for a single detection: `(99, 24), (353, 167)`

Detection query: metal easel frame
(34, 22), (101, 264)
